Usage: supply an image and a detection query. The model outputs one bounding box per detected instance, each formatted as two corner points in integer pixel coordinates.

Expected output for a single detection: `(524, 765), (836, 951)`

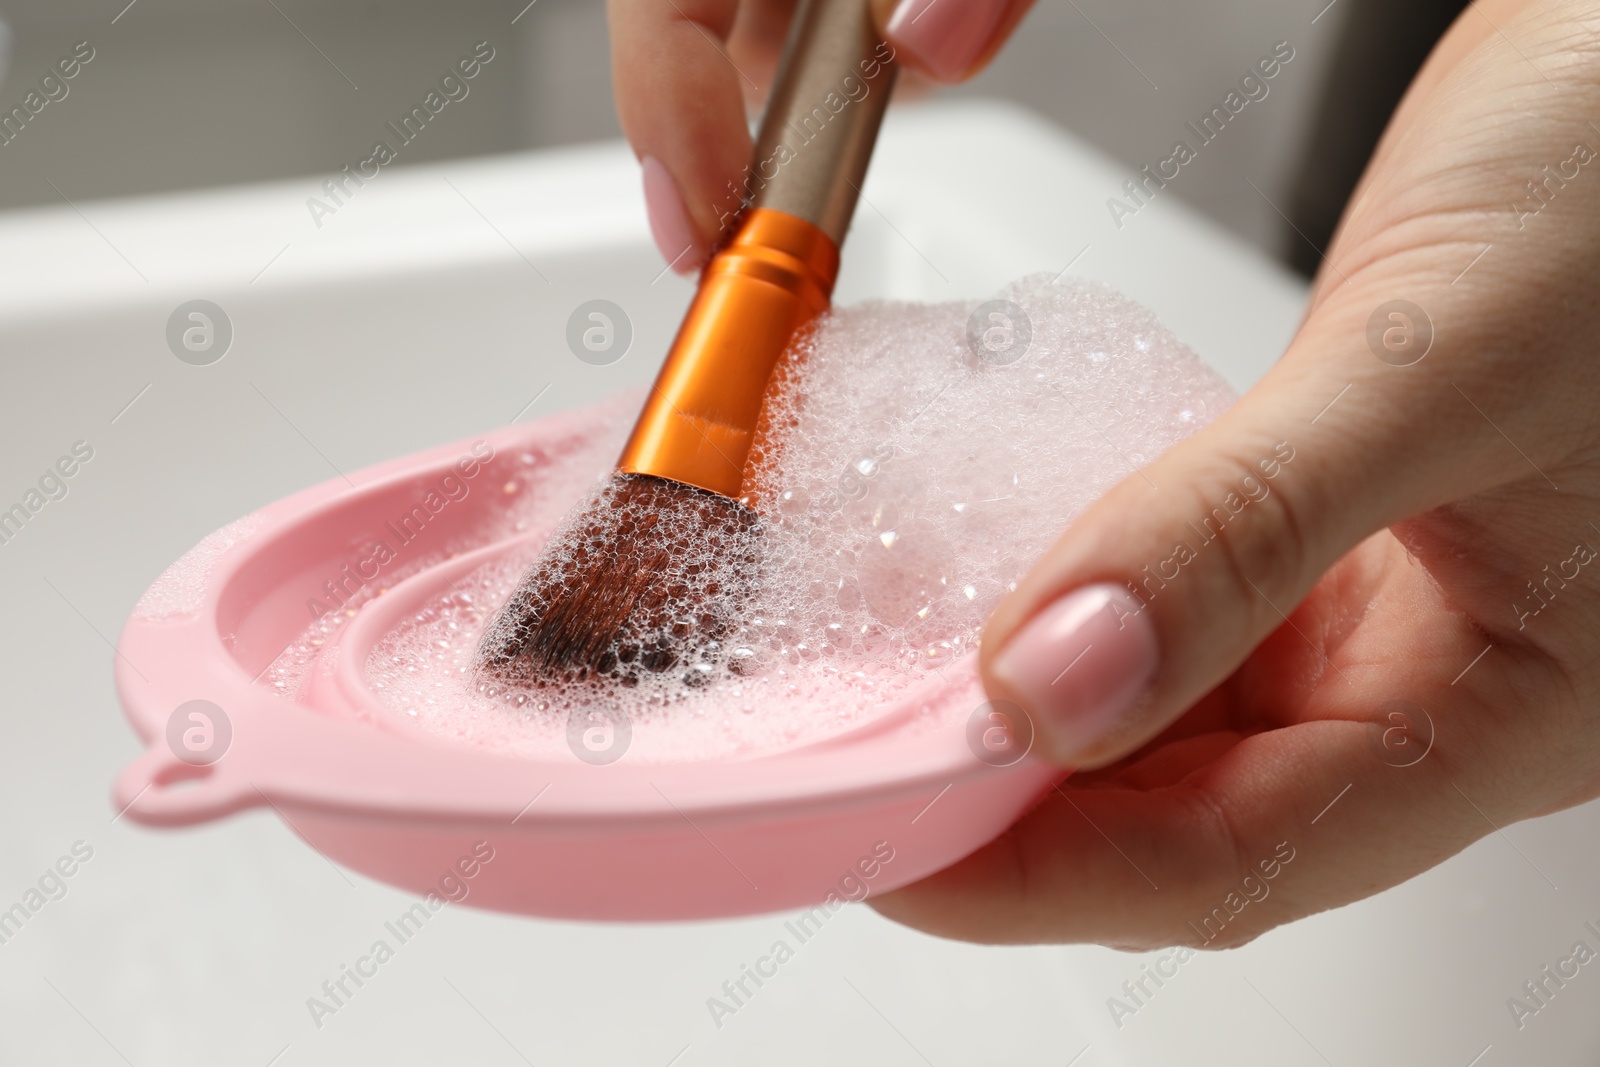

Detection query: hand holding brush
(479, 0), (897, 685)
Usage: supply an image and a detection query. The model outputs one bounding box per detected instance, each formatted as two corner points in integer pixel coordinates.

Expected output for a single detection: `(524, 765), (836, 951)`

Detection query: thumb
(977, 345), (1461, 770)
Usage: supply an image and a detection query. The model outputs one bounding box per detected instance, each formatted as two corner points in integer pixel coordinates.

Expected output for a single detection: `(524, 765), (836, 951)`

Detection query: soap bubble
(351, 275), (1234, 761)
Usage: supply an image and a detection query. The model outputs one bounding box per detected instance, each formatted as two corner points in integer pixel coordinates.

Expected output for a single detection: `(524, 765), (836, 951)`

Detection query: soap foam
(261, 404), (634, 701)
(351, 276), (1232, 760)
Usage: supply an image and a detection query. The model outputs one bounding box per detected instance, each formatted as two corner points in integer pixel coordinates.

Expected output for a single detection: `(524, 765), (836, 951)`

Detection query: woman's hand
(605, 0), (1037, 272)
(872, 0), (1600, 947)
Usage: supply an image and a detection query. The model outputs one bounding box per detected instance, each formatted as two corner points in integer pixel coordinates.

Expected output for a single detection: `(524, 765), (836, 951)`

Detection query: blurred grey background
(0, 0), (1442, 269)
(8, 6), (1596, 1066)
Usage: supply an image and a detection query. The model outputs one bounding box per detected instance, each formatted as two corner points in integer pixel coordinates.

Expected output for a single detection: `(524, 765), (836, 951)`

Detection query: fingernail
(886, 0), (1009, 82)
(989, 583), (1157, 762)
(640, 155), (703, 274)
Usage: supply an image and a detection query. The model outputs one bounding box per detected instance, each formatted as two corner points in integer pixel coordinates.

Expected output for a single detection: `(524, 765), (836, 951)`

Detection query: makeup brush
(478, 0), (897, 686)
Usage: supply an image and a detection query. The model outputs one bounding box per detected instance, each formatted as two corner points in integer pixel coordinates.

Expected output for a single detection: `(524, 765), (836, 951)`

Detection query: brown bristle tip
(475, 473), (760, 689)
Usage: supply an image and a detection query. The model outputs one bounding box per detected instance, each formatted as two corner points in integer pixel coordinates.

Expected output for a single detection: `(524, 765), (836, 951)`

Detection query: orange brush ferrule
(616, 207), (840, 500)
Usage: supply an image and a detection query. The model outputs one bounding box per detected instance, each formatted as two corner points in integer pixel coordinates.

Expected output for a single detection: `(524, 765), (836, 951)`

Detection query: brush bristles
(476, 472), (760, 687)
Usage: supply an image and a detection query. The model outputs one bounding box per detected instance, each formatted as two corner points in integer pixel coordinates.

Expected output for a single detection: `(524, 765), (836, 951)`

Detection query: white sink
(0, 99), (1592, 1066)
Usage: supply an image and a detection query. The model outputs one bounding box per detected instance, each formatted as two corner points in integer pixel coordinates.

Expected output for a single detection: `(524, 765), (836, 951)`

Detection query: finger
(607, 0), (767, 272)
(875, 0), (1037, 83)
(728, 0), (800, 101)
(875, 559), (1503, 946)
(977, 0), (1600, 771)
(873, 725), (1479, 947)
(1310, 0), (1541, 304)
(974, 250), (1567, 772)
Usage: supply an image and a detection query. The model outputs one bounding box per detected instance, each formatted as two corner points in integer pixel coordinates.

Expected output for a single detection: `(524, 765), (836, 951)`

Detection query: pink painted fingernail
(886, 0), (1010, 83)
(989, 584), (1158, 762)
(641, 156), (703, 274)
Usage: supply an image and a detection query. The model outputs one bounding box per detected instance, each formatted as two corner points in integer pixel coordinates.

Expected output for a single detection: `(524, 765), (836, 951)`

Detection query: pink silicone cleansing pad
(110, 396), (1062, 920)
